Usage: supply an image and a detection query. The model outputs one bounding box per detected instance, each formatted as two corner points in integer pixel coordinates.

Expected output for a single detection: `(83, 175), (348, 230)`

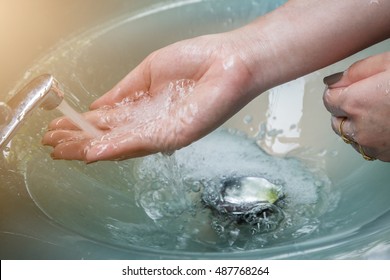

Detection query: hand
(323, 52), (390, 162)
(42, 33), (258, 163)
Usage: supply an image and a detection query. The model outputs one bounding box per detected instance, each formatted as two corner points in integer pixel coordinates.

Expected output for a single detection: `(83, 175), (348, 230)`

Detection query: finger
(48, 106), (134, 131)
(323, 86), (348, 117)
(85, 135), (156, 163)
(48, 109), (104, 131)
(324, 52), (390, 89)
(50, 140), (91, 161)
(324, 69), (389, 118)
(90, 60), (152, 110)
(332, 117), (378, 160)
(344, 53), (390, 86)
(48, 116), (80, 131)
(42, 130), (89, 147)
(330, 116), (342, 137)
(331, 116), (356, 142)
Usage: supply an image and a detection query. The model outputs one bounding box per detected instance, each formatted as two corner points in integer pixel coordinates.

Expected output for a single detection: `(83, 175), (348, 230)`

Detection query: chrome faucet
(0, 74), (64, 150)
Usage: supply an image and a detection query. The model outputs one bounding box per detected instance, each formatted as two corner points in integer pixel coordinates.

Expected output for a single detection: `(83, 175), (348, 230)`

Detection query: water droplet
(243, 115), (253, 125)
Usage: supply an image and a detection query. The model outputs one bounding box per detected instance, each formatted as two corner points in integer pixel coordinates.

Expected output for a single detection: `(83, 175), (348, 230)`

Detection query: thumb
(323, 53), (389, 89)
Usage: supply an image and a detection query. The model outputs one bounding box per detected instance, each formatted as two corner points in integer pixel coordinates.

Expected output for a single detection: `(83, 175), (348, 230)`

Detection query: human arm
(234, 0), (390, 92)
(43, 0), (390, 162)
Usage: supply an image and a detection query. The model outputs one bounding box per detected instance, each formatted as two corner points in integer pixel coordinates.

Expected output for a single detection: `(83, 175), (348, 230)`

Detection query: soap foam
(132, 129), (332, 248)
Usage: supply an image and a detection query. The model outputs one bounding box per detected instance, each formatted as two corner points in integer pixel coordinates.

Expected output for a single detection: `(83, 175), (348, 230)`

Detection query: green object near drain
(223, 177), (284, 205)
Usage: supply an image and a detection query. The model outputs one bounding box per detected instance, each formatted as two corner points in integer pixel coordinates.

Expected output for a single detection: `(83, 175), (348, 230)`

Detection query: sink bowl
(1, 0), (389, 259)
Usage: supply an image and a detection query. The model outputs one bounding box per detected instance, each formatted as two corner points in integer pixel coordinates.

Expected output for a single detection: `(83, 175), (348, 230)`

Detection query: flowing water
(9, 74), (334, 252)
(56, 100), (101, 138)
(18, 126), (333, 252)
(131, 129), (333, 250)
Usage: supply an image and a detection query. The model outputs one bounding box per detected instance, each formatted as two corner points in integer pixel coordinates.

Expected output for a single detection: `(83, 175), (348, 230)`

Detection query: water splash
(89, 79), (197, 155)
(132, 129), (334, 248)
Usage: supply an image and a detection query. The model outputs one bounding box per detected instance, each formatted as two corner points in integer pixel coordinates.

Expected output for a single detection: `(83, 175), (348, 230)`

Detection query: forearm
(233, 0), (390, 95)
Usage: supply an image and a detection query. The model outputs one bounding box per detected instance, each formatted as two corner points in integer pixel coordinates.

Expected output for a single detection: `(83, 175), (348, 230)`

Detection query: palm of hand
(43, 34), (254, 162)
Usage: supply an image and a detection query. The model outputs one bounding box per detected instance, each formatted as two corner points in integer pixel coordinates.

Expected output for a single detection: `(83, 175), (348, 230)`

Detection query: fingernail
(323, 71), (344, 86)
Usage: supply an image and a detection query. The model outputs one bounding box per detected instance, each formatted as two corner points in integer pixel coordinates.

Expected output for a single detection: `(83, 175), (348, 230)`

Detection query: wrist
(227, 20), (286, 97)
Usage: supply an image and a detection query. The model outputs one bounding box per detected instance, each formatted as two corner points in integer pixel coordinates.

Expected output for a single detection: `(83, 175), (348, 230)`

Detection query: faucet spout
(0, 74), (64, 150)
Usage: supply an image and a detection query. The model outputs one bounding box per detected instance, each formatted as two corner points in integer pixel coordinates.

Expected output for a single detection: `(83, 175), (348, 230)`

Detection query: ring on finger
(339, 118), (354, 144)
(357, 144), (376, 161)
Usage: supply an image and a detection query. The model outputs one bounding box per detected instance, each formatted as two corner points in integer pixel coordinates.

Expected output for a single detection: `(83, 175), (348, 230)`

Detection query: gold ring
(358, 144), (376, 161)
(339, 118), (354, 144)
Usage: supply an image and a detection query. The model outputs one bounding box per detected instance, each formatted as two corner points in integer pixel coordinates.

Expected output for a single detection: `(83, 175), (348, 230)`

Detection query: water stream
(56, 100), (101, 138)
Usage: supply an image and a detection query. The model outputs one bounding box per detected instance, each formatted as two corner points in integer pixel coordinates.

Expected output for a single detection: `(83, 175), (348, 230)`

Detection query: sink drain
(203, 176), (285, 233)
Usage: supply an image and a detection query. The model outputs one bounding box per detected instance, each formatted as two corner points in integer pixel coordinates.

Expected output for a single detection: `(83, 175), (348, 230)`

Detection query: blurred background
(0, 0), (157, 98)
